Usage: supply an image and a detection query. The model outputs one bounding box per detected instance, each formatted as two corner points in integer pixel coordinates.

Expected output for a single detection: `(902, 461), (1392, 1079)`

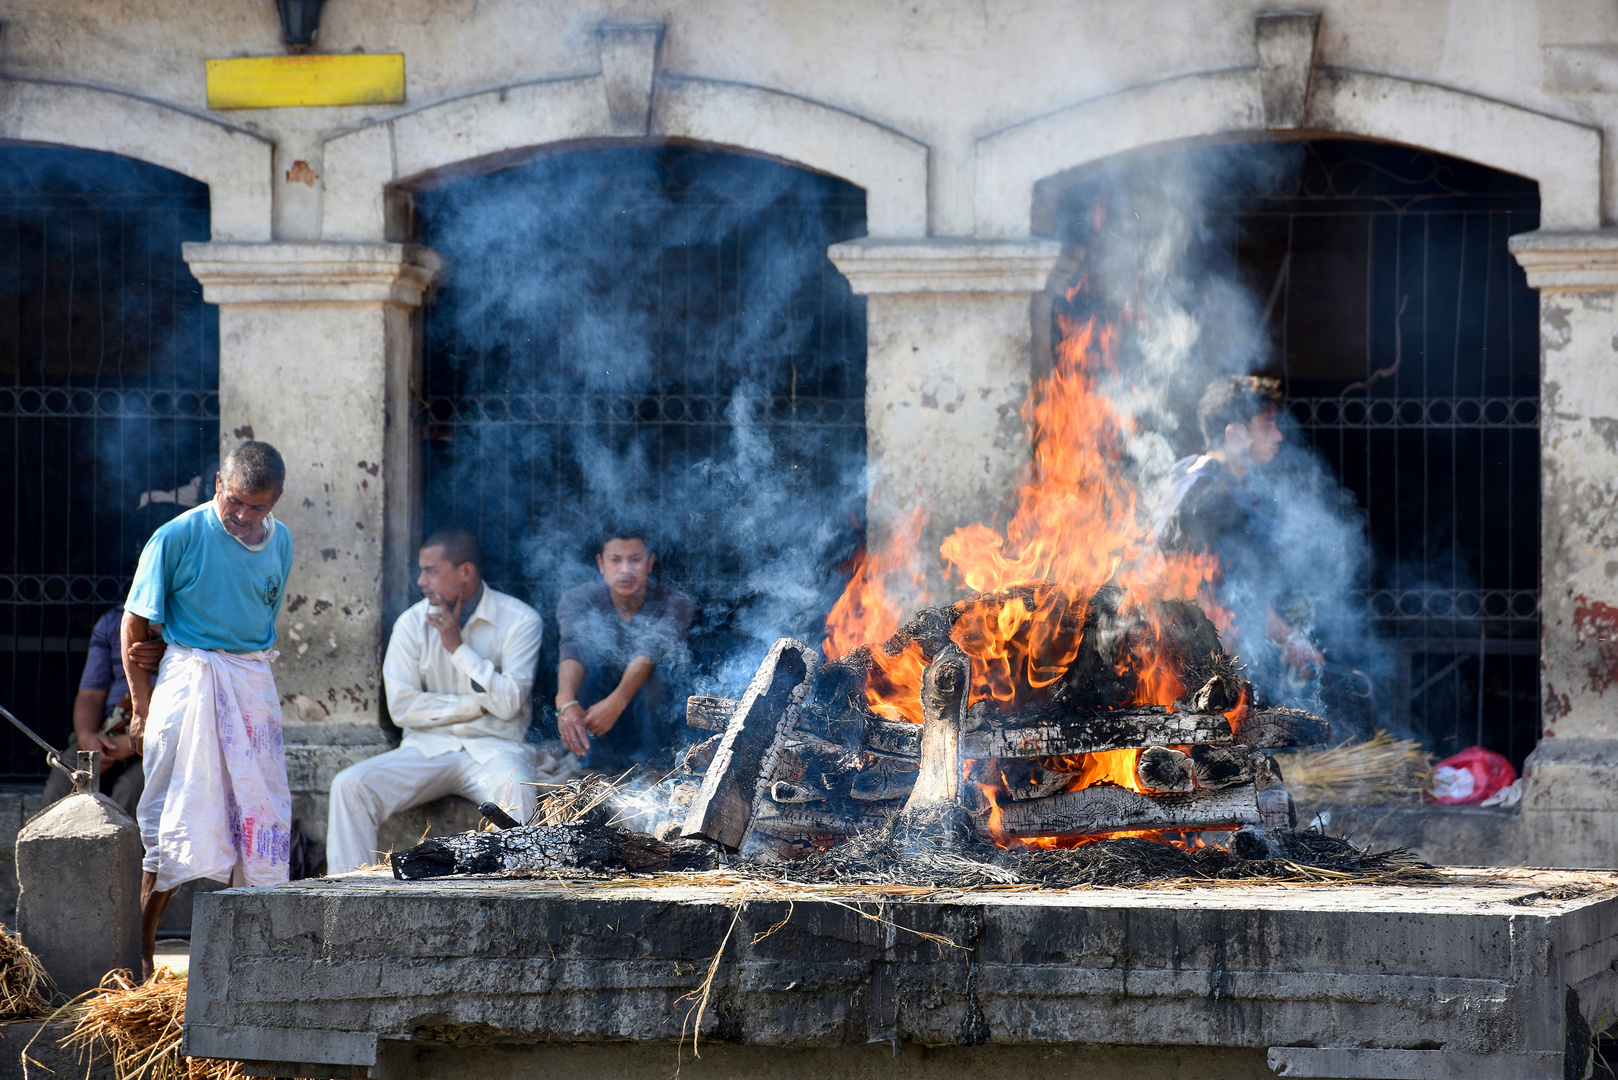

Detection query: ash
(743, 827), (1430, 890)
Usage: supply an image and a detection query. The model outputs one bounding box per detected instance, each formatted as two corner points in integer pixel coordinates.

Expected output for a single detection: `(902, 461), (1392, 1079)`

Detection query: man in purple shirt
(40, 606), (164, 817)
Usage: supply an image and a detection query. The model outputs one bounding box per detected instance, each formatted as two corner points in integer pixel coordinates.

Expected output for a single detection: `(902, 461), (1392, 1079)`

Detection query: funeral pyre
(388, 275), (1387, 884)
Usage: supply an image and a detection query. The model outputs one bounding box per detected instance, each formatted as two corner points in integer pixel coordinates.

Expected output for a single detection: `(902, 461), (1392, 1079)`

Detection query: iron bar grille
(1239, 142), (1540, 765)
(417, 146), (867, 730)
(0, 147), (218, 780)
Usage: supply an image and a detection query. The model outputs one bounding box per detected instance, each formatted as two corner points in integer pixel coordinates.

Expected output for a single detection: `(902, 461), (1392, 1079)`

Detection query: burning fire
(824, 281), (1224, 711)
(821, 262), (1232, 848)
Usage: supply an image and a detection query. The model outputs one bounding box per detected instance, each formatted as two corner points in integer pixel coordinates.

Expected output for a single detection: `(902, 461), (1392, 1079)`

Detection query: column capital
(828, 237), (1062, 295)
(1508, 229), (1618, 289)
(182, 242), (442, 305)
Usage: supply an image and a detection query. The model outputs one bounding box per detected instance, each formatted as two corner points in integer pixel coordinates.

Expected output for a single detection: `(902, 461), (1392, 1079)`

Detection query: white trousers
(325, 745), (536, 873)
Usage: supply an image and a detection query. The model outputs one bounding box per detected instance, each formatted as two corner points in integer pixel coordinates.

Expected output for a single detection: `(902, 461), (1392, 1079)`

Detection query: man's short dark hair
(222, 440), (286, 494)
(1197, 375), (1284, 448)
(422, 527), (481, 570)
(599, 522), (652, 554)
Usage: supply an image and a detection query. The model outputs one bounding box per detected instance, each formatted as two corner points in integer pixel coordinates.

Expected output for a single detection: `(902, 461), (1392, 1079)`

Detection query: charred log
(685, 696), (736, 731)
(1233, 706), (1332, 748)
(961, 707), (1232, 758)
(978, 782), (1262, 840)
(1191, 672), (1243, 713)
(391, 823), (719, 879)
(682, 638), (817, 850)
(1189, 744), (1253, 790)
(848, 755), (919, 801)
(1136, 747), (1193, 793)
(998, 758), (1081, 801)
(679, 733), (722, 775)
(901, 645), (971, 815)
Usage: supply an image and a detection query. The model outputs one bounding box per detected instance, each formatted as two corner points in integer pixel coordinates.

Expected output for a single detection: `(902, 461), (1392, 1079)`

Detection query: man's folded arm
(449, 607), (542, 720)
(382, 612), (482, 728)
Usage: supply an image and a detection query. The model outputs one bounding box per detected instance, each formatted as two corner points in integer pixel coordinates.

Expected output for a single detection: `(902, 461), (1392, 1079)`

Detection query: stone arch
(320, 74), (928, 241)
(973, 66), (1601, 238)
(0, 77), (274, 241)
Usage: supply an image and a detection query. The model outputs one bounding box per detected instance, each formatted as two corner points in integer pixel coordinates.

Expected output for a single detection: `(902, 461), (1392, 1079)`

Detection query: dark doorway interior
(0, 146), (218, 780)
(1053, 139), (1541, 769)
(1238, 141), (1540, 767)
(415, 145), (867, 731)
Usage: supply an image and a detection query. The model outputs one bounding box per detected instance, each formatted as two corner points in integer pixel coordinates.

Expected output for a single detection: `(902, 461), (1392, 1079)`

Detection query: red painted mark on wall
(1572, 596), (1618, 692)
(357, 460), (380, 476)
(233, 425), (255, 439)
(285, 160), (319, 187)
(1545, 684), (1571, 723)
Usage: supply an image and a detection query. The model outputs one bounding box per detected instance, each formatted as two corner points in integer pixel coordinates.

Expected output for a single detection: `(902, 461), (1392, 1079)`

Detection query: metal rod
(0, 703), (75, 779)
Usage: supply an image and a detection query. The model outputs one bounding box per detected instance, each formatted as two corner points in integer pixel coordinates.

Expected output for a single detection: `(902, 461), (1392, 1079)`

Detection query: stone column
(1508, 229), (1618, 868)
(827, 239), (1062, 601)
(182, 243), (439, 837)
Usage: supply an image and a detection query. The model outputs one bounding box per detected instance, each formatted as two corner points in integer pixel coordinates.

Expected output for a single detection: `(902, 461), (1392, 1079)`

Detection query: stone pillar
(827, 239), (1062, 599)
(182, 243), (439, 838)
(1508, 229), (1618, 868)
(16, 793), (142, 996)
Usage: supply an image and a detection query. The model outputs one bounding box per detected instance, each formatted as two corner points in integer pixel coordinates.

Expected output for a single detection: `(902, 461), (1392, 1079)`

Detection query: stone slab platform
(184, 868), (1618, 1080)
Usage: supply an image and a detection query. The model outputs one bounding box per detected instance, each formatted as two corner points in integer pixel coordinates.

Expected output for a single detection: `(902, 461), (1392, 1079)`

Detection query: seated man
(555, 527), (695, 774)
(326, 528), (543, 873)
(40, 605), (164, 818)
(1164, 374), (1322, 679)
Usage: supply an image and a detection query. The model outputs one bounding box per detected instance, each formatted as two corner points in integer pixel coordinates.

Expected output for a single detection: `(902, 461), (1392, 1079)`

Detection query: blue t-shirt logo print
(263, 575), (281, 607)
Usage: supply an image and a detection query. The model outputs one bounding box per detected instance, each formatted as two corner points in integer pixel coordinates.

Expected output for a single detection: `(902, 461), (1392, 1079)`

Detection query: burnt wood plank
(691, 697), (923, 760)
(903, 644), (970, 814)
(390, 823), (717, 879)
(961, 708), (1233, 759)
(686, 695), (737, 731)
(864, 718), (921, 758)
(1233, 707), (1331, 748)
(979, 782), (1261, 840)
(681, 638), (817, 850)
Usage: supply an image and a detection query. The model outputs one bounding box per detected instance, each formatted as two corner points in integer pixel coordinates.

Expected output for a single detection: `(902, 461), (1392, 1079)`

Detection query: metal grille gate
(0, 147), (218, 780)
(417, 146), (867, 721)
(1236, 142), (1541, 767)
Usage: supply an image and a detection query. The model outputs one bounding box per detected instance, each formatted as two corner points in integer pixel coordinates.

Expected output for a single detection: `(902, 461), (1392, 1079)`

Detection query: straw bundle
(0, 927), (50, 1019)
(1276, 730), (1433, 803)
(528, 772), (631, 827)
(60, 970), (242, 1080)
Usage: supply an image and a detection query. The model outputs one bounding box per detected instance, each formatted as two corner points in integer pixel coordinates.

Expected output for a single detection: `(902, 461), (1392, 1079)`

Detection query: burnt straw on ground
(746, 828), (1430, 889)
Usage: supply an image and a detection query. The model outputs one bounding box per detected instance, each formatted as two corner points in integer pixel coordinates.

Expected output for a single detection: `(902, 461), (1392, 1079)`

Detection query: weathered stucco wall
(7, 0), (1618, 862)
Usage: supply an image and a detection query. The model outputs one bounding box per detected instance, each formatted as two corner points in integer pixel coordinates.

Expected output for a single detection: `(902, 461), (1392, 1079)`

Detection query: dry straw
(1276, 730), (1434, 804)
(57, 970), (243, 1080)
(0, 928), (50, 1019)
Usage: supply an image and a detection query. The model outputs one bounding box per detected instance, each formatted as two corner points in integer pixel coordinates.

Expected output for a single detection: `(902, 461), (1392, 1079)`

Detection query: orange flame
(823, 262), (1238, 844)
(823, 505), (930, 663)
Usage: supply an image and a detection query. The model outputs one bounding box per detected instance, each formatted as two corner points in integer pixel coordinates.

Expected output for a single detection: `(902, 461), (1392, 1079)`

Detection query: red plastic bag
(1427, 746), (1516, 805)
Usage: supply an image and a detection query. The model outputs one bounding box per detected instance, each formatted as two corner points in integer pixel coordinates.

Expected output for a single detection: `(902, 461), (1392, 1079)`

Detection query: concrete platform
(185, 867), (1618, 1080)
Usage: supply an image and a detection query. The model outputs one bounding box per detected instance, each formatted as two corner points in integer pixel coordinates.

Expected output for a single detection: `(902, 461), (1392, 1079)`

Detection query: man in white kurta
(326, 528), (547, 873)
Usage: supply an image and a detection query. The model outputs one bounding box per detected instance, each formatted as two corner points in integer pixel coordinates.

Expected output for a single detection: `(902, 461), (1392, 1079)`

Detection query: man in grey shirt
(554, 527), (695, 773)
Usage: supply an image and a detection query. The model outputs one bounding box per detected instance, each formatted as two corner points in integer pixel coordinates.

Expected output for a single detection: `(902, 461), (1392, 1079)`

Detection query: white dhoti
(137, 646), (291, 892)
(326, 744), (565, 874)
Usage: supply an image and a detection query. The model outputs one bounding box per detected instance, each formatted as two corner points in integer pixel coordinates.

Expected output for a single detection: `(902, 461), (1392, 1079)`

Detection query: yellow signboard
(206, 54), (405, 110)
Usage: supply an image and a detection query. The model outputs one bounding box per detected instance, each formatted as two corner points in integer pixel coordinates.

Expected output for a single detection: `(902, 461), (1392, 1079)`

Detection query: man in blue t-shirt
(123, 440), (295, 978)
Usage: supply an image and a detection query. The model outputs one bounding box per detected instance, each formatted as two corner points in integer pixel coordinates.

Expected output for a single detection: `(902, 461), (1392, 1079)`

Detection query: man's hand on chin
(424, 594), (465, 653)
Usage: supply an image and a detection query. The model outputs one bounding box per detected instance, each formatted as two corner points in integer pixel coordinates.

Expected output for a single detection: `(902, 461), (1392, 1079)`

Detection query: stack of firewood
(673, 584), (1329, 860)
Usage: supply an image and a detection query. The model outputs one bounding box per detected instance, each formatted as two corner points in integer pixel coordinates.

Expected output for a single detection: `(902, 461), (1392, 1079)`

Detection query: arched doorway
(0, 145), (218, 778)
(1048, 138), (1540, 767)
(412, 144), (867, 722)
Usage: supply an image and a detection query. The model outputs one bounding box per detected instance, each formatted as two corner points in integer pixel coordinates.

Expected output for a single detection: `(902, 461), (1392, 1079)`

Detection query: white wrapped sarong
(137, 646), (292, 892)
